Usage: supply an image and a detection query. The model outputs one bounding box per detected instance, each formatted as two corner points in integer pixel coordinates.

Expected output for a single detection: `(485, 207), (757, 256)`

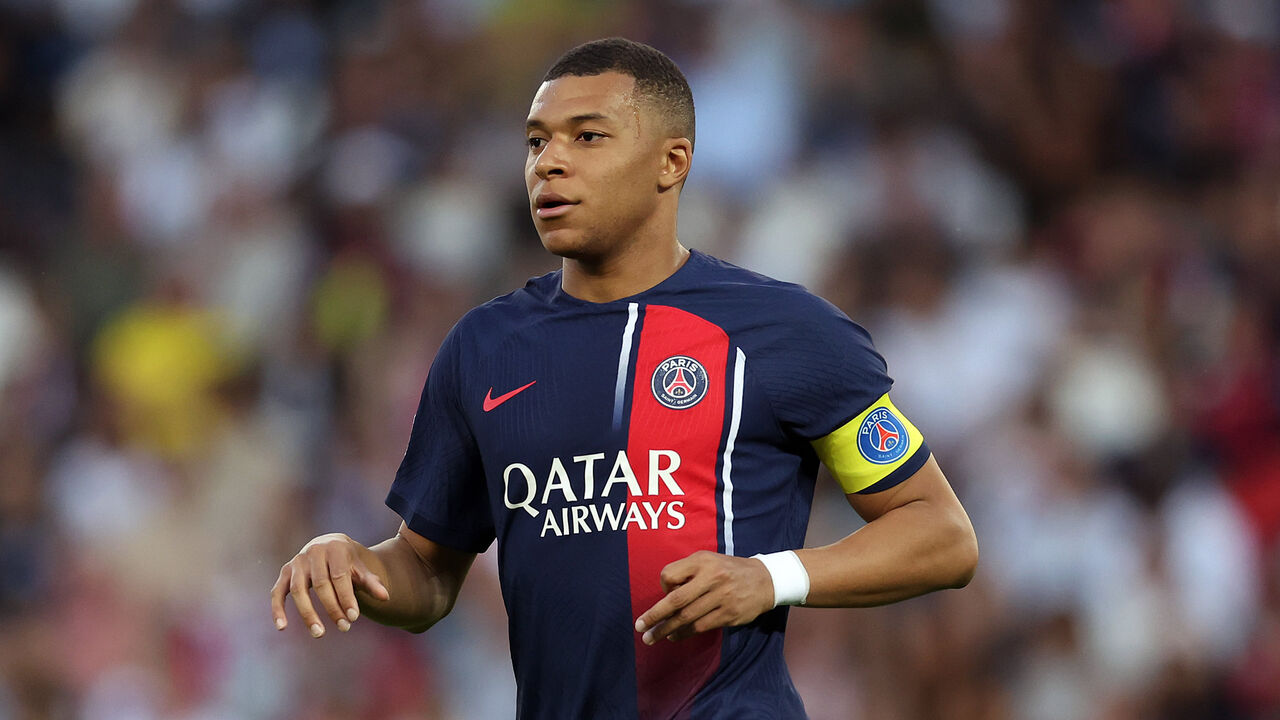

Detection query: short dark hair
(543, 37), (695, 147)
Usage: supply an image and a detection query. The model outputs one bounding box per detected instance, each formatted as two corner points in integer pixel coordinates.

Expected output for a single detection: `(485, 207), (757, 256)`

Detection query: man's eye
(528, 137), (546, 149)
(579, 132), (603, 142)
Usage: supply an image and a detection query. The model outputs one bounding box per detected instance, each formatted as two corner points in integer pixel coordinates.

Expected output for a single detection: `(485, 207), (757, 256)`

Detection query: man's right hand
(270, 533), (391, 638)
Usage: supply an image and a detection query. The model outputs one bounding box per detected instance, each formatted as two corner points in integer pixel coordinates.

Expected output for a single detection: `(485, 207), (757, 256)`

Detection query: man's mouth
(535, 194), (578, 219)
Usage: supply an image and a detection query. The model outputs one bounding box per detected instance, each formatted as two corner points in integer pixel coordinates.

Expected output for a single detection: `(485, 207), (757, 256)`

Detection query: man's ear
(657, 137), (692, 192)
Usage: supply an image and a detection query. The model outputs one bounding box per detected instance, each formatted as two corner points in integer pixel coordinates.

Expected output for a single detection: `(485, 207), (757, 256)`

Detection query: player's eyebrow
(526, 113), (612, 131)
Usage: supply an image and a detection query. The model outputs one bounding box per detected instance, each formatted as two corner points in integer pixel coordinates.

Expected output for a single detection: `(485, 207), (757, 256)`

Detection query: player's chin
(538, 227), (592, 259)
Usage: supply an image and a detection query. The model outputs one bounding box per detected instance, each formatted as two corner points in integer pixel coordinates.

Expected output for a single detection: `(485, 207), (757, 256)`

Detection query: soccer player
(270, 37), (978, 719)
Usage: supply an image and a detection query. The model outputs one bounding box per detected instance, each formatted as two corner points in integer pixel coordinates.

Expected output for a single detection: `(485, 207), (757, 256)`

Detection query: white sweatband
(752, 550), (810, 607)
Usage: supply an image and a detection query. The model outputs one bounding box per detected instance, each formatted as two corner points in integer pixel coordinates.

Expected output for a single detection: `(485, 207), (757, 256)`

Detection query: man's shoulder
(452, 268), (561, 336)
(685, 251), (852, 329)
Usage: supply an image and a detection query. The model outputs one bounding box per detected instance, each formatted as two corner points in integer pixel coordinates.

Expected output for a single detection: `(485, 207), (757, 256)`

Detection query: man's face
(525, 72), (665, 259)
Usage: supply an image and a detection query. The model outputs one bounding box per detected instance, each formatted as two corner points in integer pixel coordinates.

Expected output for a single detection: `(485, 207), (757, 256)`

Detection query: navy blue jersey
(387, 250), (930, 719)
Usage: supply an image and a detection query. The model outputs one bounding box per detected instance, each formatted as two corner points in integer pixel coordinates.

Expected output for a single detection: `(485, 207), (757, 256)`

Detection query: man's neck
(560, 238), (690, 303)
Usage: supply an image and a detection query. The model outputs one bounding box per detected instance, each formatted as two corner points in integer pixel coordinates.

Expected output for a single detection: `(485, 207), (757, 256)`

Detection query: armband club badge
(857, 407), (910, 464)
(651, 355), (709, 410)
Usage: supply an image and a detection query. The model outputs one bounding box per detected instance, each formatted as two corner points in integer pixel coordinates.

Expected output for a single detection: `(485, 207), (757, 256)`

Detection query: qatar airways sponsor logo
(503, 450), (687, 538)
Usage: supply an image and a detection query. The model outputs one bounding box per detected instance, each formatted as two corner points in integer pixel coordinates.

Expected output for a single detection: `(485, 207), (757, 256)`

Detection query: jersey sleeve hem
(853, 443), (930, 495)
(385, 490), (494, 554)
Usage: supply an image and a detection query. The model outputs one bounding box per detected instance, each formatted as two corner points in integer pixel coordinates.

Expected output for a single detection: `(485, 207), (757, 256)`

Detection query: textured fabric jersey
(387, 250), (930, 720)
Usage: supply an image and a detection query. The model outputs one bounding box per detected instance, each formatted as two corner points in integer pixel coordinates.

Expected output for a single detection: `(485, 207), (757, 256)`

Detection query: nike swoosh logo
(483, 381), (537, 412)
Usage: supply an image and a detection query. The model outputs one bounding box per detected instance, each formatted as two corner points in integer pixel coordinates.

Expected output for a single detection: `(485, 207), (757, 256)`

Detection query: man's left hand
(634, 550), (776, 645)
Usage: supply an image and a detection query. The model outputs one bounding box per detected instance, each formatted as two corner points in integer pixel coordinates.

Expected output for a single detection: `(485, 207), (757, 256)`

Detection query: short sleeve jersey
(387, 251), (930, 720)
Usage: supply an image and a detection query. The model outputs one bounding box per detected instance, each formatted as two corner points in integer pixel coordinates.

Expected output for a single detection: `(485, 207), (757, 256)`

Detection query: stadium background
(1, 0), (1278, 718)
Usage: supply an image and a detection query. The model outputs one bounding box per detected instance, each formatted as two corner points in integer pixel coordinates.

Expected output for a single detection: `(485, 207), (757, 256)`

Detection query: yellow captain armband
(811, 393), (927, 494)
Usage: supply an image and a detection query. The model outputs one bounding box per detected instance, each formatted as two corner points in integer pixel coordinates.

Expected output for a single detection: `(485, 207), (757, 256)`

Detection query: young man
(270, 38), (978, 719)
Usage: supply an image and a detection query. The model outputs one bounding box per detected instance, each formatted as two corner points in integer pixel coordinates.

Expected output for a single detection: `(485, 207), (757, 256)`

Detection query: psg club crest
(857, 407), (910, 464)
(651, 355), (709, 410)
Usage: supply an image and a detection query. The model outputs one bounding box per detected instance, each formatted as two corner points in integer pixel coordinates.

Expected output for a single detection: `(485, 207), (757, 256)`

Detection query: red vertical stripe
(627, 305), (728, 719)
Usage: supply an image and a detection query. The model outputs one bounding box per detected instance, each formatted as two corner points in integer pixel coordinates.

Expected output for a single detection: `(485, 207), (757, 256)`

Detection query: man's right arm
(270, 522), (477, 638)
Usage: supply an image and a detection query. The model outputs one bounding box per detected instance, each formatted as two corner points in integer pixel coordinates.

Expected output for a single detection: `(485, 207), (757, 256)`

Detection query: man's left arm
(798, 454), (977, 606)
(634, 455), (978, 645)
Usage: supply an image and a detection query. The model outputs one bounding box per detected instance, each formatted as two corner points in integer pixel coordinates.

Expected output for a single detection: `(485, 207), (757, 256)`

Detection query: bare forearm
(354, 535), (460, 632)
(796, 499), (978, 607)
(271, 526), (474, 639)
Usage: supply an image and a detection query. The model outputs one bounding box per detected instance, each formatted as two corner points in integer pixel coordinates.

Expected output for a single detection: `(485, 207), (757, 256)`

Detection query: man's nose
(533, 139), (569, 179)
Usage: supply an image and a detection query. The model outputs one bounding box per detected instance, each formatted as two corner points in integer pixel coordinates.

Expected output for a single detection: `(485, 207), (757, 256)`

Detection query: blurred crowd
(1, 0), (1279, 718)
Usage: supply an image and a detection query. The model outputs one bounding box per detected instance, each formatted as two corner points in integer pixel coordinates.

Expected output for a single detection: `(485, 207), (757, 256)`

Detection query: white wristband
(752, 550), (810, 607)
